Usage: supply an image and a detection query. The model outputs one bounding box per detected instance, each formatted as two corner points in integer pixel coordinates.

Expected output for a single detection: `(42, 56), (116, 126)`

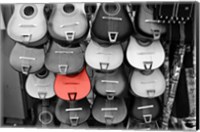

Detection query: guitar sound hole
(137, 39), (152, 46)
(141, 70), (154, 75)
(40, 112), (52, 124)
(63, 4), (75, 14)
(104, 3), (118, 15)
(24, 6), (34, 16)
(36, 69), (49, 79)
(185, 122), (195, 128)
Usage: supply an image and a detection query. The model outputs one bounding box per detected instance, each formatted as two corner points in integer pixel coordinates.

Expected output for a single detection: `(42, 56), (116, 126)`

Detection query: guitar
(127, 118), (159, 130)
(131, 97), (162, 124)
(25, 68), (55, 99)
(94, 68), (127, 100)
(133, 3), (166, 40)
(45, 41), (84, 75)
(7, 4), (48, 46)
(48, 3), (89, 44)
(9, 42), (45, 75)
(130, 69), (166, 98)
(181, 117), (196, 130)
(54, 67), (91, 101)
(92, 96), (127, 125)
(85, 40), (124, 71)
(35, 100), (56, 127)
(126, 36), (165, 70)
(91, 3), (133, 44)
(55, 98), (90, 126)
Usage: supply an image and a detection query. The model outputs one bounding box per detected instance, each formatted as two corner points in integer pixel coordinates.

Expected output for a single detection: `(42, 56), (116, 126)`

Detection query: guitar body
(92, 96), (127, 125)
(9, 42), (45, 74)
(91, 3), (133, 44)
(134, 4), (166, 40)
(26, 69), (55, 99)
(94, 68), (127, 100)
(54, 67), (91, 101)
(55, 98), (90, 126)
(126, 37), (165, 70)
(7, 4), (48, 46)
(85, 40), (124, 71)
(48, 3), (89, 44)
(36, 102), (56, 127)
(45, 41), (84, 75)
(131, 97), (161, 123)
(130, 69), (166, 98)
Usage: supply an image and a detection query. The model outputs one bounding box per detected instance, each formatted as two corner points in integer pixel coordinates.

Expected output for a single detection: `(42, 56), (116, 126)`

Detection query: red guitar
(54, 67), (91, 101)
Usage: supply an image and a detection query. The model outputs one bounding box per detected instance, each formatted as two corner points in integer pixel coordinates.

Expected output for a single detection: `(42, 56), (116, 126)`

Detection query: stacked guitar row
(6, 3), (195, 130)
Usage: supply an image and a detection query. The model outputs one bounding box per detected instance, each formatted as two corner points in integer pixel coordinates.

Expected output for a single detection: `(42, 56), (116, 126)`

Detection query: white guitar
(48, 3), (89, 42)
(7, 4), (47, 44)
(26, 69), (55, 99)
(85, 40), (124, 71)
(126, 36), (165, 70)
(130, 69), (166, 98)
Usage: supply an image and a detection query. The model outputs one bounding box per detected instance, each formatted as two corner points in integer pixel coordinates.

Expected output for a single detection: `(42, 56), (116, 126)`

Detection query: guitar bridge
(102, 16), (122, 21)
(137, 105), (154, 110)
(19, 56), (36, 60)
(101, 80), (119, 84)
(65, 108), (83, 112)
(60, 22), (80, 28)
(19, 24), (36, 27)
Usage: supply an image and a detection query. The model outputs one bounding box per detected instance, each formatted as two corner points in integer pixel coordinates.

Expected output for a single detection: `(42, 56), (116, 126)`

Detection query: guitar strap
(161, 23), (186, 129)
(162, 23), (172, 106)
(184, 17), (196, 119)
(172, 18), (194, 119)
